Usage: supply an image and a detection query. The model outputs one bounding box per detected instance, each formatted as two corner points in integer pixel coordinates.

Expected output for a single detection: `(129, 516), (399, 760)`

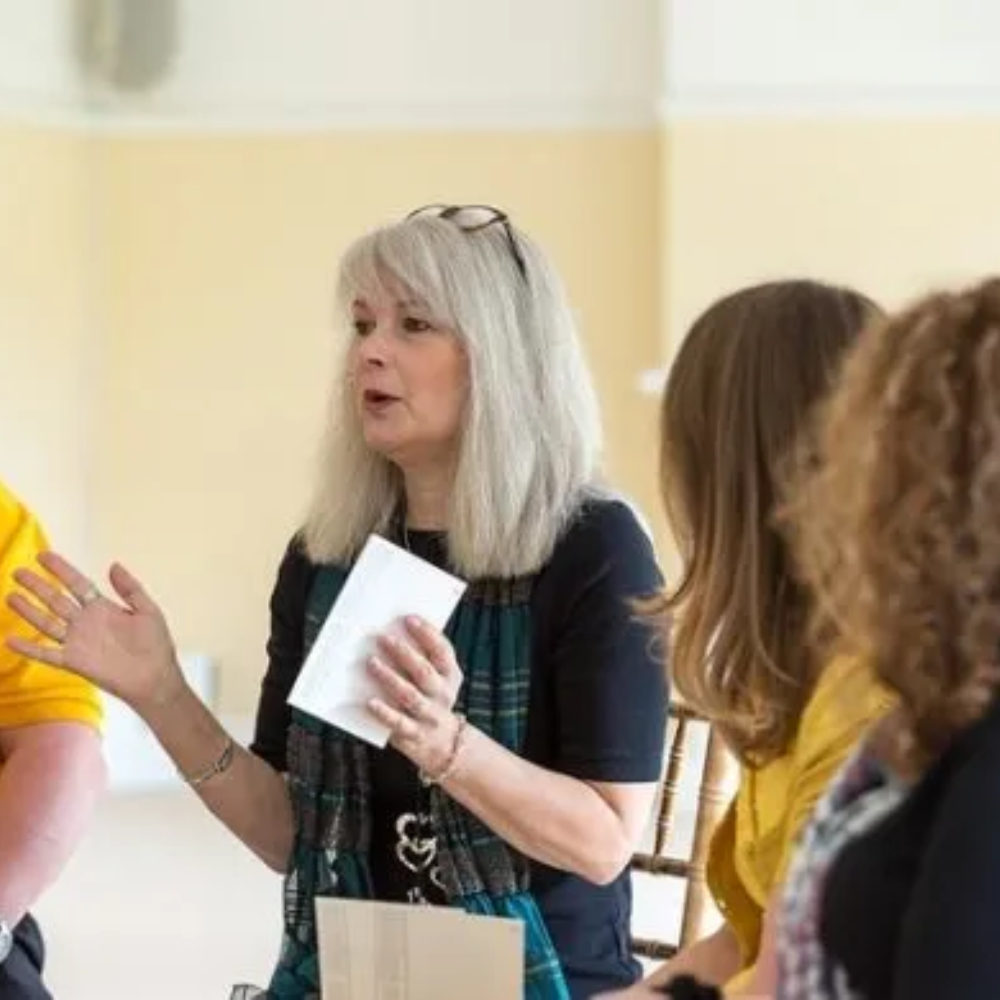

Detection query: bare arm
(441, 724), (655, 884)
(139, 677), (293, 872)
(634, 890), (776, 998)
(0, 722), (105, 924)
(6, 555), (294, 874)
(593, 925), (740, 999)
(644, 924), (742, 991)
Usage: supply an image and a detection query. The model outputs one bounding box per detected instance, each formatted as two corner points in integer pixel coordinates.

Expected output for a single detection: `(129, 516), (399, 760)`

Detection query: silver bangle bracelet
(182, 737), (236, 789)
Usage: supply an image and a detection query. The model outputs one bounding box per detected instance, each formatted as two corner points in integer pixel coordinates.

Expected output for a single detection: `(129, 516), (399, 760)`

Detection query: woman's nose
(357, 323), (391, 366)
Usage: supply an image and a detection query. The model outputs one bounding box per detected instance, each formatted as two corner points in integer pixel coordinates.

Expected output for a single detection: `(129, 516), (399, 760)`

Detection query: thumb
(108, 563), (160, 616)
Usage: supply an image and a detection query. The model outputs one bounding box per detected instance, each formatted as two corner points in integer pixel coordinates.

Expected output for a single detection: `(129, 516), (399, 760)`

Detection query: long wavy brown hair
(650, 280), (882, 765)
(784, 277), (1000, 773)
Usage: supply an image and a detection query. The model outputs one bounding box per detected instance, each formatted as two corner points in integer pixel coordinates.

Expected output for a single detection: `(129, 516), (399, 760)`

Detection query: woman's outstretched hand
(5, 552), (186, 716)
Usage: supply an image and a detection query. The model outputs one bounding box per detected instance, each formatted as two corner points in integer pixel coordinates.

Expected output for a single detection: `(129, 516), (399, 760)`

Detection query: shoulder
(548, 494), (659, 581)
(795, 656), (894, 769)
(0, 479), (49, 581)
(0, 482), (99, 722)
(280, 530), (320, 584)
(283, 530), (316, 573)
(269, 531), (320, 612)
(531, 495), (663, 646)
(0, 479), (46, 553)
(0, 477), (23, 517)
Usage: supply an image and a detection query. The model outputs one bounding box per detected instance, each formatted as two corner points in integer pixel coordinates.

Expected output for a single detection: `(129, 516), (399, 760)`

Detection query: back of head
(788, 276), (1000, 772)
(304, 204), (604, 579)
(656, 279), (881, 763)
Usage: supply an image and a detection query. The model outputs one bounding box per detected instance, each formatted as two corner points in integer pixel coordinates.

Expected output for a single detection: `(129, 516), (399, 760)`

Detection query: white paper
(315, 898), (523, 1000)
(287, 534), (467, 747)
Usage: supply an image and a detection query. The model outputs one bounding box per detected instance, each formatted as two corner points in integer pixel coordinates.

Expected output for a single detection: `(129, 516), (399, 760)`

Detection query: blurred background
(2, 1), (1000, 997)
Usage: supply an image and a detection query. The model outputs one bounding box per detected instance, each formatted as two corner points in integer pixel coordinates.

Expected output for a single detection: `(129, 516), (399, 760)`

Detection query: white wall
(0, 0), (81, 114)
(0, 0), (662, 129)
(6, 2), (1000, 127)
(665, 0), (1000, 116)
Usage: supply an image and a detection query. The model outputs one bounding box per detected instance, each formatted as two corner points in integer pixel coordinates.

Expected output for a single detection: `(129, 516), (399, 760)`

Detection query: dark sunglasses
(406, 203), (528, 280)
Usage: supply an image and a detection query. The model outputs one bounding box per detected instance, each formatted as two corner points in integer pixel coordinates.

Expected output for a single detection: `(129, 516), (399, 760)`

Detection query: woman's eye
(353, 319), (374, 336)
(403, 317), (432, 333)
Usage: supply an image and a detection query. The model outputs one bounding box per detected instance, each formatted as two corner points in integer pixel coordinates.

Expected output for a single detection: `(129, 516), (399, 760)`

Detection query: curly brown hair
(649, 280), (882, 765)
(785, 277), (1000, 773)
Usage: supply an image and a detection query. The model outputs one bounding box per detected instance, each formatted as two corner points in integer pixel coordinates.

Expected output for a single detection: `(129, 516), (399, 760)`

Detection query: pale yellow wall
(663, 118), (1000, 346)
(94, 131), (663, 713)
(0, 121), (93, 557)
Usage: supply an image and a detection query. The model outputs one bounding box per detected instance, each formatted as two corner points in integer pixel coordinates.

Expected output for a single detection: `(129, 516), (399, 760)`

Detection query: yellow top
(0, 479), (102, 740)
(706, 656), (891, 992)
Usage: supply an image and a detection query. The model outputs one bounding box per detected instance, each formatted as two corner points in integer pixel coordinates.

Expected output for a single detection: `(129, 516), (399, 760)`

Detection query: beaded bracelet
(420, 713), (468, 787)
(182, 736), (236, 789)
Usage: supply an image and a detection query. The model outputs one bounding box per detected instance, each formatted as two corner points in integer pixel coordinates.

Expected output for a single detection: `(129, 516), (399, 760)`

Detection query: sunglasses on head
(406, 203), (528, 280)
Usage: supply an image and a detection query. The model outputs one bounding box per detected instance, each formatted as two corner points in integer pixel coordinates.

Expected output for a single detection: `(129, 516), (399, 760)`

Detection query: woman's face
(349, 289), (469, 472)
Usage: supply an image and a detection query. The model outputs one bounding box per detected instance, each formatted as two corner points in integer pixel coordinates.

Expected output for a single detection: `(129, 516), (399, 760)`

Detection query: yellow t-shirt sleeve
(775, 657), (892, 883)
(0, 484), (103, 730)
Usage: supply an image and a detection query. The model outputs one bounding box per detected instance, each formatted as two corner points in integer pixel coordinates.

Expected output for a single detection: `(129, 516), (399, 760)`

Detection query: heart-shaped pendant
(395, 812), (438, 873)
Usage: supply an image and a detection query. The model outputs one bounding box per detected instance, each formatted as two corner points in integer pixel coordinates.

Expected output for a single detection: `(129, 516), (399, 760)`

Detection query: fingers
(369, 657), (433, 721)
(36, 552), (102, 607)
(376, 634), (439, 696)
(368, 698), (421, 741)
(6, 592), (70, 643)
(11, 568), (82, 622)
(5, 634), (65, 668)
(28, 553), (158, 618)
(402, 617), (459, 679)
(108, 563), (159, 616)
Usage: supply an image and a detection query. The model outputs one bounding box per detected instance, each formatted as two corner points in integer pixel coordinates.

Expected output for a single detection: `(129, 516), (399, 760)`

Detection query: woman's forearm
(646, 925), (742, 990)
(442, 726), (637, 884)
(140, 675), (293, 871)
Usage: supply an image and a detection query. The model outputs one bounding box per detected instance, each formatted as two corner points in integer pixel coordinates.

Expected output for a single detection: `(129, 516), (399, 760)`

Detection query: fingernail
(406, 615), (424, 629)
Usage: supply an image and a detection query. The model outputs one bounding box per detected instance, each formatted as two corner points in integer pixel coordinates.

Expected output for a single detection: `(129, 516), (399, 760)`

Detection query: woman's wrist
(137, 669), (195, 728)
(419, 712), (469, 785)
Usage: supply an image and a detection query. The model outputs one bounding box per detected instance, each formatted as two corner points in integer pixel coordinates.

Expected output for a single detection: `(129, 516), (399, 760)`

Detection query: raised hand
(5, 552), (185, 715)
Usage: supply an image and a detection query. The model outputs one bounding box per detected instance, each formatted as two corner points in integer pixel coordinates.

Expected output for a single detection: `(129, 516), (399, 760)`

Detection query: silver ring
(78, 584), (101, 607)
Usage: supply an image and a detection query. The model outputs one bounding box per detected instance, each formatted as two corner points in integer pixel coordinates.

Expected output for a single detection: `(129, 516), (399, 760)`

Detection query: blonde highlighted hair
(649, 280), (881, 764)
(303, 207), (605, 579)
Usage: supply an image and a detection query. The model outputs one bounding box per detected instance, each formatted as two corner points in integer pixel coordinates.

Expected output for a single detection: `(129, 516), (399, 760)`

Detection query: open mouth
(363, 389), (399, 408)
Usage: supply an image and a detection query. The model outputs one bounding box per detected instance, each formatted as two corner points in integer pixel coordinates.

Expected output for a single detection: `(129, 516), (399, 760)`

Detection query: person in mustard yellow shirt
(600, 280), (892, 1000)
(0, 479), (105, 999)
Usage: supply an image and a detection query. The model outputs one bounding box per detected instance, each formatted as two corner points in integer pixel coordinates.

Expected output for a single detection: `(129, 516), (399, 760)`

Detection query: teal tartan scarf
(260, 563), (570, 1000)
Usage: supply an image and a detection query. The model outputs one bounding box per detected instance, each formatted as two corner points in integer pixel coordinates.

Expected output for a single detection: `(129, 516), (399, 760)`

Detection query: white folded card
(315, 898), (523, 999)
(287, 533), (467, 747)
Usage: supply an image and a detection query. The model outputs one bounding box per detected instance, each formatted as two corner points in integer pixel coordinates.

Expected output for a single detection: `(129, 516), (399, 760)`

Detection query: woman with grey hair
(6, 204), (667, 999)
